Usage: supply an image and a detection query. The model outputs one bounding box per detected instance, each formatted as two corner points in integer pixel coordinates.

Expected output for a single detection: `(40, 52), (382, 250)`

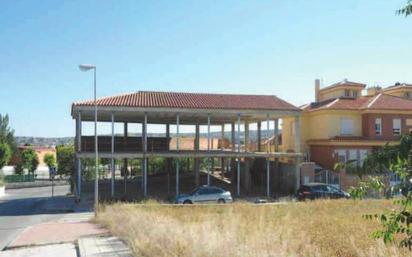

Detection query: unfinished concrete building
(71, 91), (302, 200)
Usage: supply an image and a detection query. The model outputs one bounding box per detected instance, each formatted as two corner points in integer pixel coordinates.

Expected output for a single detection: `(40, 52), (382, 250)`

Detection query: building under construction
(71, 91), (302, 200)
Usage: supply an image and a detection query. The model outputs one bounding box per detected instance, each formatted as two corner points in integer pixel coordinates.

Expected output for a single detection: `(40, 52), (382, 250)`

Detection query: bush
(0, 171), (4, 187)
(21, 147), (39, 174)
(43, 153), (56, 169)
(0, 142), (11, 170)
(56, 145), (74, 176)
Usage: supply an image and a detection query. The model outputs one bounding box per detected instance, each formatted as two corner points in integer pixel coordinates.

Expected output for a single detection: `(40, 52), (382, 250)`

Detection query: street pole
(94, 67), (98, 215)
(79, 64), (98, 216)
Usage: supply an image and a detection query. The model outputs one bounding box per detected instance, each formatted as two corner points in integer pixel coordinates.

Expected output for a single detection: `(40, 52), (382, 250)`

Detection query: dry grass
(95, 200), (410, 257)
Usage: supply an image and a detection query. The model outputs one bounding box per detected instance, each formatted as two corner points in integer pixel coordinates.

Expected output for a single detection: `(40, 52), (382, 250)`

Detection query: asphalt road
(0, 185), (72, 250)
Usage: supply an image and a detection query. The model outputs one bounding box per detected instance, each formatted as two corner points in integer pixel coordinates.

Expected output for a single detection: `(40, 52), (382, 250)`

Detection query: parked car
(176, 185), (233, 204)
(296, 183), (350, 201)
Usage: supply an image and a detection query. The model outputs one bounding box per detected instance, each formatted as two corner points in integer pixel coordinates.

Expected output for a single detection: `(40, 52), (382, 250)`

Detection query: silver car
(176, 186), (233, 204)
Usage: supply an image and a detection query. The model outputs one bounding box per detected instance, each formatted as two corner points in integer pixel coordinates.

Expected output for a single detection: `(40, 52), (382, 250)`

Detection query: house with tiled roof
(282, 79), (412, 189)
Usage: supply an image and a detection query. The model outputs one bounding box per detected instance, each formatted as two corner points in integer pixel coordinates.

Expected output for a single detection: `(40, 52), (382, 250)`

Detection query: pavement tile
(0, 243), (76, 257)
(9, 222), (107, 248)
(78, 236), (133, 257)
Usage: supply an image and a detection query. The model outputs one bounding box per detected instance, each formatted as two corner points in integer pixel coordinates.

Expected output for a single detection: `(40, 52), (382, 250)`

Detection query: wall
(318, 87), (362, 101)
(310, 145), (373, 171)
(362, 113), (412, 139)
(384, 88), (412, 99)
(282, 110), (362, 154)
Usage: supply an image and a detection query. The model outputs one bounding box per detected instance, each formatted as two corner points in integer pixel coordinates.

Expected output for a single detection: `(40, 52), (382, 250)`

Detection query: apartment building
(282, 79), (412, 188)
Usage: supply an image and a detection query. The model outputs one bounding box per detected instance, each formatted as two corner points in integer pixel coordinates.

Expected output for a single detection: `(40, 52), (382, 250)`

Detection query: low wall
(5, 180), (69, 189)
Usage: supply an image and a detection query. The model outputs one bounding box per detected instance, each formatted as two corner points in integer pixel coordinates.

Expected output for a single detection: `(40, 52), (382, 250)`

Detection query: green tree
(340, 133), (412, 249)
(0, 114), (16, 153)
(21, 148), (39, 174)
(398, 1), (412, 16)
(56, 145), (75, 192)
(0, 142), (11, 170)
(56, 145), (74, 176)
(43, 153), (56, 169)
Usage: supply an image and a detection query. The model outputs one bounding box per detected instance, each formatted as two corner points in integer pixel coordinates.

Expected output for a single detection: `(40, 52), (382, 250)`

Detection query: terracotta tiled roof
(303, 93), (412, 112)
(73, 91), (300, 111)
(303, 97), (371, 111)
(365, 93), (412, 110)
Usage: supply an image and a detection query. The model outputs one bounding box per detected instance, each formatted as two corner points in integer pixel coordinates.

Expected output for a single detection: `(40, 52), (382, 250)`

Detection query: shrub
(0, 171), (4, 187)
(56, 145), (74, 176)
(21, 147), (39, 174)
(0, 142), (11, 170)
(43, 153), (56, 169)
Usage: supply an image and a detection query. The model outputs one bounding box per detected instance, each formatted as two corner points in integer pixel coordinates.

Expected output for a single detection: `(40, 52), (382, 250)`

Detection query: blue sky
(1, 0), (412, 137)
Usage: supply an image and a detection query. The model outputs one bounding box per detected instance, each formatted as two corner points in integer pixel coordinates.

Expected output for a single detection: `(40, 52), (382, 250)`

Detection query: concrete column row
(74, 112), (295, 200)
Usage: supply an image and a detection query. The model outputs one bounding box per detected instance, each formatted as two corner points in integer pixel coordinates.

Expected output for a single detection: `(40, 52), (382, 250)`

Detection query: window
(359, 150), (368, 165)
(209, 187), (223, 194)
(352, 90), (358, 97)
(375, 118), (382, 136)
(340, 119), (353, 135)
(344, 89), (350, 97)
(198, 188), (208, 195)
(393, 118), (401, 136)
(349, 149), (358, 166)
(404, 92), (411, 99)
(327, 185), (340, 193)
(336, 149), (346, 163)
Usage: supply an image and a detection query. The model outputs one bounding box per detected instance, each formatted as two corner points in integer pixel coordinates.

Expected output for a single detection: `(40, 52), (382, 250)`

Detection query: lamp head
(79, 64), (96, 71)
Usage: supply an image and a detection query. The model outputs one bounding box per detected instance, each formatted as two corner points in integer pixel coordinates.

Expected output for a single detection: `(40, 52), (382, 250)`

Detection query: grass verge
(95, 200), (410, 257)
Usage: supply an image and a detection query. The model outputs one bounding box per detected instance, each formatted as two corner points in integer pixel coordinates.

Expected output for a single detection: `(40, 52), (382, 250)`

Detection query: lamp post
(79, 64), (98, 215)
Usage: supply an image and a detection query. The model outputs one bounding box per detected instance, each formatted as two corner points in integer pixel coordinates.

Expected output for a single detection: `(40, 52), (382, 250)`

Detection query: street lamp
(78, 64), (98, 215)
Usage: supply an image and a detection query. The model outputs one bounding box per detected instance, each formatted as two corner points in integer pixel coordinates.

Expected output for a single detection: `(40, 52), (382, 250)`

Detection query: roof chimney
(315, 79), (321, 102)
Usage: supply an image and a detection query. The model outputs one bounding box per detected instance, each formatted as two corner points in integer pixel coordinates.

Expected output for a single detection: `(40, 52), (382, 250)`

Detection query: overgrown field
(95, 200), (410, 257)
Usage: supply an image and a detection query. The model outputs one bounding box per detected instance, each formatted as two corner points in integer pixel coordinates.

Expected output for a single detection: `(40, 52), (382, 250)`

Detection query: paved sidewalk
(0, 243), (77, 257)
(9, 221), (107, 248)
(78, 236), (133, 257)
(8, 213), (107, 248)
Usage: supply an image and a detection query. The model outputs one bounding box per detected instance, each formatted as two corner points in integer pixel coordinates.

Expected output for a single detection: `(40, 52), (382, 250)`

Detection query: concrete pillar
(230, 122), (235, 186)
(221, 124), (225, 177)
(77, 159), (81, 199)
(237, 114), (241, 196)
(166, 124), (171, 195)
(274, 119), (279, 152)
(207, 114), (211, 186)
(194, 124), (200, 187)
(76, 112), (82, 199)
(111, 113), (115, 198)
(123, 122), (128, 194)
(175, 114), (180, 196)
(244, 121), (249, 152)
(257, 121), (261, 152)
(143, 113), (148, 197)
(266, 115), (270, 197)
(294, 116), (301, 192)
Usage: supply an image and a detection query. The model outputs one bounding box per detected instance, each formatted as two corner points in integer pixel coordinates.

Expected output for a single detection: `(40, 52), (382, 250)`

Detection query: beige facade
(383, 84), (412, 99)
(282, 110), (362, 155)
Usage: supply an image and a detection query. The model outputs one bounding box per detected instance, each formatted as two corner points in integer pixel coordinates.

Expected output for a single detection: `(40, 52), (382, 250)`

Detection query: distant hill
(16, 137), (74, 147)
(15, 129), (280, 147)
